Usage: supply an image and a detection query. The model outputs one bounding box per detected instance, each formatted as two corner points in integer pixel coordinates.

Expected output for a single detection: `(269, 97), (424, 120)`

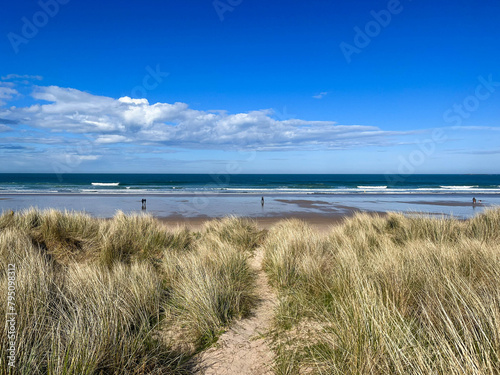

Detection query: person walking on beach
(261, 197), (264, 206)
(472, 197), (477, 205)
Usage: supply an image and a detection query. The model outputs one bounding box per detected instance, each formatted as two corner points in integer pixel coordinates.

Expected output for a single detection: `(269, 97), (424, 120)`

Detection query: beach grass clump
(0, 208), (100, 263)
(466, 207), (500, 241)
(264, 208), (500, 374)
(202, 216), (262, 251)
(263, 218), (327, 291)
(35, 209), (101, 262)
(384, 212), (464, 245)
(0, 228), (56, 374)
(162, 237), (257, 350)
(0, 226), (185, 374)
(0, 208), (195, 265)
(45, 262), (179, 375)
(0, 207), (43, 232)
(160, 216), (261, 350)
(0, 209), (258, 374)
(99, 211), (194, 266)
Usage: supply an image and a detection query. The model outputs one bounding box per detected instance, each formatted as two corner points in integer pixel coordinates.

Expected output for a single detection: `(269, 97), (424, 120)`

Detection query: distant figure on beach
(261, 197), (264, 207)
(472, 197), (477, 205)
(142, 199), (147, 210)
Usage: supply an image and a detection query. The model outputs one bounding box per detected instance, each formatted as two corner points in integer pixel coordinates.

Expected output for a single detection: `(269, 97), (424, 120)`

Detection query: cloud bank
(0, 83), (411, 151)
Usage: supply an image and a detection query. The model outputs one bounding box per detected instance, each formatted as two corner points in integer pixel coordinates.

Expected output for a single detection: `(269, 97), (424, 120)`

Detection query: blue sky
(0, 0), (499, 173)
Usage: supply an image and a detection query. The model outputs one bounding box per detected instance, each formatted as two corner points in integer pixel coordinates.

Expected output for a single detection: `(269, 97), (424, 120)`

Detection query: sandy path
(192, 248), (276, 375)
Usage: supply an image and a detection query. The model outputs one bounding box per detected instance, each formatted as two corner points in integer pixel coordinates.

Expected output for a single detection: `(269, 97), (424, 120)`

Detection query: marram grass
(1, 207), (500, 374)
(0, 209), (260, 375)
(263, 208), (500, 375)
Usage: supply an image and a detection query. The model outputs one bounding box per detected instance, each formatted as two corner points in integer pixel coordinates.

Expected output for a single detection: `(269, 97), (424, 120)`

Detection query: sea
(1, 174), (499, 219)
(0, 173), (499, 195)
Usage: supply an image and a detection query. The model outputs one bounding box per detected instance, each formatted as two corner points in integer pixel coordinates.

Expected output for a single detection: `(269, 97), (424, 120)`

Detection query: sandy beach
(0, 193), (498, 225)
(3, 192), (497, 235)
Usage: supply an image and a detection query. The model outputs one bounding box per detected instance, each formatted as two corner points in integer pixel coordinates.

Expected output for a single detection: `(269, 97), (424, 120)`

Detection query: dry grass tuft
(162, 217), (260, 350)
(0, 209), (260, 374)
(264, 208), (500, 375)
(99, 211), (193, 267)
(162, 240), (256, 350)
(202, 216), (262, 251)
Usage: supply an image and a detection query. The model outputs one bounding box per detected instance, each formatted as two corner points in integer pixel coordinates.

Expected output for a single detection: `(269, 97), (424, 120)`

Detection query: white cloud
(118, 96), (149, 105)
(95, 135), (129, 144)
(1, 74), (43, 81)
(313, 91), (328, 99)
(0, 85), (19, 106)
(0, 84), (414, 150)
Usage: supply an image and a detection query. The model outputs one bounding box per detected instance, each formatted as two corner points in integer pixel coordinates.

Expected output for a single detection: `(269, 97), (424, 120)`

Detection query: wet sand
(397, 200), (483, 207)
(1, 193), (498, 224)
(275, 199), (333, 209)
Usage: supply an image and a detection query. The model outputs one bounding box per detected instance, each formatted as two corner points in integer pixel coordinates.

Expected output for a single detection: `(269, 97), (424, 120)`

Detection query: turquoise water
(0, 174), (499, 195)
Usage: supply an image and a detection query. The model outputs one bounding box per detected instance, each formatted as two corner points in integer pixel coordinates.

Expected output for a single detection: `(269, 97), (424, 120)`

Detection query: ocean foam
(91, 182), (120, 186)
